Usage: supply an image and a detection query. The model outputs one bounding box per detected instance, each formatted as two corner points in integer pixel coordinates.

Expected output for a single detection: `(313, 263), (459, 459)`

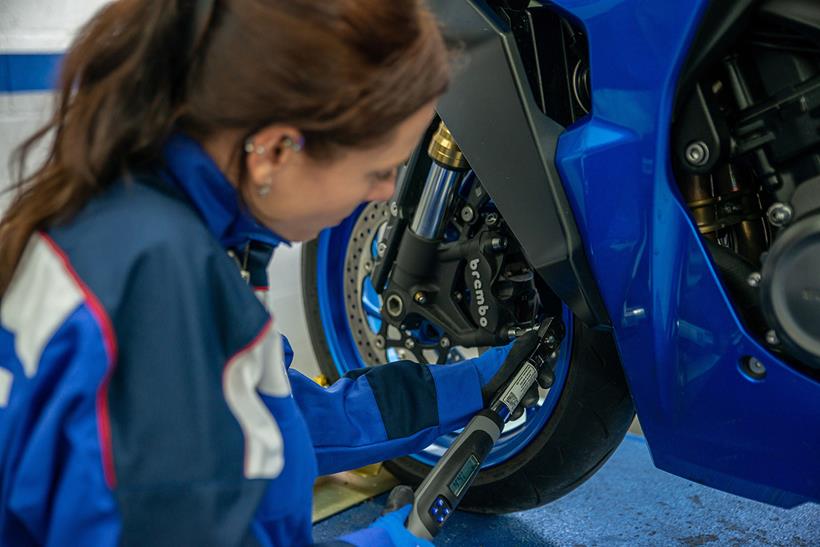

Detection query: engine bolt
(377, 242), (387, 257)
(745, 357), (767, 379)
(404, 338), (416, 350)
(486, 213), (499, 226)
(413, 291), (428, 305)
(765, 330), (780, 346)
(439, 337), (451, 349)
(766, 203), (793, 227)
(747, 272), (761, 288)
(685, 141), (710, 167)
(374, 335), (386, 349)
(461, 206), (476, 223)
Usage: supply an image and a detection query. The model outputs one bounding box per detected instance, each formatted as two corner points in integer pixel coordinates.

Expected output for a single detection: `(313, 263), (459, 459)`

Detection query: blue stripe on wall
(0, 54), (63, 93)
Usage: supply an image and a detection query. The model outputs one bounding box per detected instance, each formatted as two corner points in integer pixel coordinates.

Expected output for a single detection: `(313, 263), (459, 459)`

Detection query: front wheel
(301, 204), (634, 513)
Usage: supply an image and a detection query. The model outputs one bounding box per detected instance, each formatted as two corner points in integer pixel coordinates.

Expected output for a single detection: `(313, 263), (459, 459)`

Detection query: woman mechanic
(0, 0), (540, 545)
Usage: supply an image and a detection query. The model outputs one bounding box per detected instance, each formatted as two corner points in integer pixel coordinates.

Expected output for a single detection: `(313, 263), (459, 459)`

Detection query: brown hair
(0, 0), (450, 294)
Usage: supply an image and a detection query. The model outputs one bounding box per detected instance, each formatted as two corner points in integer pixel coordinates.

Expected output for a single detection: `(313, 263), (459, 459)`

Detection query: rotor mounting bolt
(461, 206), (476, 223)
(485, 213), (499, 226)
(765, 330), (780, 346)
(413, 291), (428, 305)
(439, 337), (451, 349)
(364, 261), (373, 272)
(404, 338), (416, 350)
(685, 141), (710, 167)
(390, 202), (399, 217)
(747, 272), (761, 288)
(374, 335), (386, 349)
(377, 242), (387, 258)
(766, 203), (793, 227)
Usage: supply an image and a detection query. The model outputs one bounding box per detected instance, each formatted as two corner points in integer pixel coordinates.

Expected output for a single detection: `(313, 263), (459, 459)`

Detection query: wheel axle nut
(765, 330), (780, 346)
(747, 272), (761, 288)
(766, 203), (793, 227)
(385, 294), (404, 317)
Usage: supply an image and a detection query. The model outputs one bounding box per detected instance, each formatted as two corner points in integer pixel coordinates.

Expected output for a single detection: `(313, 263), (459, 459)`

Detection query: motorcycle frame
(429, 0), (820, 507)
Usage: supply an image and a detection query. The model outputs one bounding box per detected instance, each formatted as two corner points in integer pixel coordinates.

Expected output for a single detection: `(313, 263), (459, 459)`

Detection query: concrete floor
(314, 434), (819, 546)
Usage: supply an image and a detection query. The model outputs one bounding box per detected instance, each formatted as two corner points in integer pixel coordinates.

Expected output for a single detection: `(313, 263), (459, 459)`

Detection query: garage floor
(313, 434), (819, 546)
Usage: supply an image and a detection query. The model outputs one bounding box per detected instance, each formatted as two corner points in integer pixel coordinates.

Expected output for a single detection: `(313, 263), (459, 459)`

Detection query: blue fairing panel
(550, 0), (820, 506)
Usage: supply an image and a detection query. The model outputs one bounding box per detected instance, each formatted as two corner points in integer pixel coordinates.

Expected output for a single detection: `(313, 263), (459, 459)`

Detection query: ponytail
(0, 0), (450, 294)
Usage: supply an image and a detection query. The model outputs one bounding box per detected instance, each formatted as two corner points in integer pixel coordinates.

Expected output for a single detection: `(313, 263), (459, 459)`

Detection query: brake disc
(344, 202), (391, 366)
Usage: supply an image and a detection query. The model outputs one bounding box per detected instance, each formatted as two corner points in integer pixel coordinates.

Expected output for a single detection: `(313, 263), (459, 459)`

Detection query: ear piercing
(244, 136), (304, 155)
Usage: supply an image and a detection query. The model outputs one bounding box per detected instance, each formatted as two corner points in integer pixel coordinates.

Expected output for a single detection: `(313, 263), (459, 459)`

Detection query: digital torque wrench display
(405, 318), (565, 540)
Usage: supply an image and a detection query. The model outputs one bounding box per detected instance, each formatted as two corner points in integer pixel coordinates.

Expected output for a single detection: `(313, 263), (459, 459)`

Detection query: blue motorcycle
(301, 0), (820, 511)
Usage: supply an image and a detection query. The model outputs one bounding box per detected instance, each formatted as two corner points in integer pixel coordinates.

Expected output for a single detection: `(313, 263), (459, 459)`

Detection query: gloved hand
(472, 332), (555, 419)
(339, 485), (433, 547)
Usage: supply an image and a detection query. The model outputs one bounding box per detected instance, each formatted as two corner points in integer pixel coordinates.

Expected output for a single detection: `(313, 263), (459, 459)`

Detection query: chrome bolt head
(404, 338), (416, 350)
(377, 242), (387, 257)
(766, 203), (793, 227)
(390, 202), (399, 217)
(747, 272), (761, 288)
(413, 291), (427, 305)
(745, 357), (767, 379)
(461, 206), (476, 223)
(439, 337), (451, 349)
(685, 141), (710, 166)
(364, 261), (373, 272)
(485, 213), (499, 226)
(374, 335), (385, 349)
(765, 330), (780, 346)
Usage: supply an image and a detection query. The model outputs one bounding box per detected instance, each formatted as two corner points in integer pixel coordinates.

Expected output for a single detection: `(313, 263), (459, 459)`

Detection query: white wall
(0, 0), (322, 377)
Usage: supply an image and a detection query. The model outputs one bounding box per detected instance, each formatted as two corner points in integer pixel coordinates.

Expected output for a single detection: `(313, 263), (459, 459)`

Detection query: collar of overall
(159, 132), (289, 283)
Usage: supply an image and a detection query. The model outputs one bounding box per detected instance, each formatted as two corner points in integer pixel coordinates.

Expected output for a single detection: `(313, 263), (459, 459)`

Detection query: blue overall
(0, 133), (507, 545)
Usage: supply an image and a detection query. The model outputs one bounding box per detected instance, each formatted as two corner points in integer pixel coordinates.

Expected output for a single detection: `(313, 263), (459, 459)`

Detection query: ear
(244, 124), (304, 192)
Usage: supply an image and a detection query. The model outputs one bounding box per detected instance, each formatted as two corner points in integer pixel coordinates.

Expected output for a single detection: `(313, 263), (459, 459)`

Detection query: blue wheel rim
(315, 205), (572, 467)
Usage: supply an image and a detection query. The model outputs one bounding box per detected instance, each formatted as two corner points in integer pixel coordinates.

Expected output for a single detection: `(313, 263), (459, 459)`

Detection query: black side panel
(428, 0), (610, 327)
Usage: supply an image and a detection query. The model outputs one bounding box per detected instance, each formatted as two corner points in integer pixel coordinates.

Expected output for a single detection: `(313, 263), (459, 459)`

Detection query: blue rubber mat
(314, 434), (819, 546)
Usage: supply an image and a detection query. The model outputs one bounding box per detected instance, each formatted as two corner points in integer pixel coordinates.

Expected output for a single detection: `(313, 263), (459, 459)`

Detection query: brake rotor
(343, 202), (391, 366)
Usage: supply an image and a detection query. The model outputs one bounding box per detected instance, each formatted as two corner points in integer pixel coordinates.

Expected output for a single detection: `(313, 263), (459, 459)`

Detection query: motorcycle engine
(673, 1), (820, 372)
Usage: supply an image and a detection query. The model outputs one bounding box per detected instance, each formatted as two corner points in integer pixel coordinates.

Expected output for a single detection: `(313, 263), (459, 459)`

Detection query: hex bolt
(374, 335), (385, 349)
(390, 202), (399, 217)
(747, 272), (761, 288)
(461, 206), (476, 223)
(404, 338), (416, 350)
(685, 141), (710, 167)
(377, 242), (387, 257)
(745, 357), (767, 379)
(766, 203), (793, 227)
(413, 291), (428, 305)
(385, 294), (404, 317)
(765, 330), (780, 346)
(490, 237), (508, 252)
(439, 337), (451, 349)
(485, 213), (499, 226)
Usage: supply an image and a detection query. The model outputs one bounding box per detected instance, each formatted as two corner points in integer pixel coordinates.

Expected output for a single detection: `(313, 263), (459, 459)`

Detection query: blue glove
(338, 486), (434, 547)
(370, 504), (433, 547)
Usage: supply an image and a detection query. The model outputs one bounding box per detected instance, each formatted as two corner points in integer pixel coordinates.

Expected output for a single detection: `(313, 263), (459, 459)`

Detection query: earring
(282, 136), (304, 153)
(244, 140), (266, 156)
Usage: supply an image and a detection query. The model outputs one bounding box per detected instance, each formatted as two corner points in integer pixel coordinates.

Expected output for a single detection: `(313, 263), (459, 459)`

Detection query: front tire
(302, 222), (634, 513)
